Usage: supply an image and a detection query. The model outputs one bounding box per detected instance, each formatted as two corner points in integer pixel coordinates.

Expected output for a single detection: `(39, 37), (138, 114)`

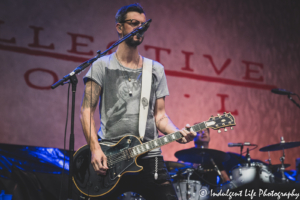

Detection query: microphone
(228, 142), (253, 147)
(271, 88), (295, 95)
(135, 19), (152, 39)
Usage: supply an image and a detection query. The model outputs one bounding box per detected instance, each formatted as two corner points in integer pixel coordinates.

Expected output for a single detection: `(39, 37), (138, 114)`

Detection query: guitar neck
(129, 122), (207, 158)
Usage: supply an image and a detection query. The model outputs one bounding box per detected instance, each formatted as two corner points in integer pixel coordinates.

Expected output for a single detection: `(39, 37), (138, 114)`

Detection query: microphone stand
(240, 145), (244, 157)
(288, 94), (300, 109)
(51, 19), (152, 200)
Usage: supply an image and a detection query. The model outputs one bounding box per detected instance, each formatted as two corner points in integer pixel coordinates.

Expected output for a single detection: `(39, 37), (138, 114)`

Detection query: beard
(125, 35), (144, 47)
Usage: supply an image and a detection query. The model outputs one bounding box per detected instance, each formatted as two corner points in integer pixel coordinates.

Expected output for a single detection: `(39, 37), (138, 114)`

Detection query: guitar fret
(164, 136), (168, 143)
(139, 146), (143, 153)
(175, 132), (182, 140)
(151, 141), (155, 148)
(193, 122), (206, 132)
(143, 144), (147, 152)
(167, 135), (172, 142)
(128, 122), (210, 159)
(158, 139), (162, 146)
(140, 145), (144, 152)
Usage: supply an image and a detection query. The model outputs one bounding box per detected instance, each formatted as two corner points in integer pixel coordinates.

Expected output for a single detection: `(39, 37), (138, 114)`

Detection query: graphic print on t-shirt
(103, 68), (156, 140)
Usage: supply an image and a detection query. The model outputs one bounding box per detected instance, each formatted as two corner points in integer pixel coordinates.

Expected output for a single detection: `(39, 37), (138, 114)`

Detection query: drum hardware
(259, 137), (300, 183)
(227, 143), (275, 187)
(173, 180), (203, 200)
(210, 158), (221, 177)
(172, 168), (204, 200)
(279, 147), (287, 182)
(166, 161), (192, 181)
(174, 147), (226, 200)
(265, 151), (272, 165)
(259, 138), (300, 152)
(245, 148), (251, 165)
(268, 163), (290, 172)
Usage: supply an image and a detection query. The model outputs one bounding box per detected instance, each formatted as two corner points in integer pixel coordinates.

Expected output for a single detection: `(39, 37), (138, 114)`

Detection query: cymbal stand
(279, 137), (287, 183)
(279, 149), (287, 183)
(245, 148), (251, 165)
(265, 151), (272, 165)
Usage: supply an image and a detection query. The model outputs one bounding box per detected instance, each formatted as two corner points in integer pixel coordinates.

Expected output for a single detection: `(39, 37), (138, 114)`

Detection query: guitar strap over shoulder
(139, 57), (153, 141)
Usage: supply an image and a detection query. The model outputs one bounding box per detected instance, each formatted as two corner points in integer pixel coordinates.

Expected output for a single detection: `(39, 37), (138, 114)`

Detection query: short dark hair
(115, 3), (145, 23)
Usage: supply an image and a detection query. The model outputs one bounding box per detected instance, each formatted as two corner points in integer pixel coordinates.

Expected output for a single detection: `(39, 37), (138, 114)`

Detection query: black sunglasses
(121, 19), (144, 27)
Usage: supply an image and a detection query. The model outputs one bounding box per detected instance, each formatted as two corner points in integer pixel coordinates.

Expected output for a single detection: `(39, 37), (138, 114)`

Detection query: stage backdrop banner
(0, 0), (299, 169)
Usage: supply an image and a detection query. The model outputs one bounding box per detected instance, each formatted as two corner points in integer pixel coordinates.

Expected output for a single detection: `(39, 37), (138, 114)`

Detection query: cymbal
(268, 164), (291, 170)
(175, 148), (230, 164)
(225, 152), (246, 163)
(165, 161), (190, 172)
(259, 141), (300, 152)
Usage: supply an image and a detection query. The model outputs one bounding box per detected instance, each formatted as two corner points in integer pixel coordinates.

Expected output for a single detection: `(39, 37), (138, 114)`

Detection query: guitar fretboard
(128, 122), (207, 158)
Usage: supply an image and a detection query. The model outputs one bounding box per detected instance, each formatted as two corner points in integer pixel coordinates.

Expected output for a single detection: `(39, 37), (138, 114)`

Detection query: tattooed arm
(80, 80), (108, 175)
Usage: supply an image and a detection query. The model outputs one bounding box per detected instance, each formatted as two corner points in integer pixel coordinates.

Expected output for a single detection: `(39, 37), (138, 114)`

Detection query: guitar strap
(139, 57), (153, 141)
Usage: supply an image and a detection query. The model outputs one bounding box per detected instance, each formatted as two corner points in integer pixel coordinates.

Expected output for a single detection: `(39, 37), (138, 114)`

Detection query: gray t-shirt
(83, 52), (169, 157)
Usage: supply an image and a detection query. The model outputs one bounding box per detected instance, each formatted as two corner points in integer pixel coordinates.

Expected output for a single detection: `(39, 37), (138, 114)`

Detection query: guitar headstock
(206, 112), (236, 133)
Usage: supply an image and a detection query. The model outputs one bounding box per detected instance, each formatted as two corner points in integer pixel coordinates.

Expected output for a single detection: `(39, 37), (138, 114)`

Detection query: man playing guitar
(80, 3), (196, 199)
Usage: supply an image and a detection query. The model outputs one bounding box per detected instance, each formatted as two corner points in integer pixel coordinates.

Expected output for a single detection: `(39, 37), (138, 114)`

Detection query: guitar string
(107, 133), (184, 165)
(107, 136), (179, 165)
(107, 129), (198, 165)
(106, 123), (233, 165)
(108, 127), (216, 165)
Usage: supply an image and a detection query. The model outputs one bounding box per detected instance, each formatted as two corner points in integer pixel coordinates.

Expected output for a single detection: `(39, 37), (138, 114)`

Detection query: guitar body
(72, 135), (143, 197)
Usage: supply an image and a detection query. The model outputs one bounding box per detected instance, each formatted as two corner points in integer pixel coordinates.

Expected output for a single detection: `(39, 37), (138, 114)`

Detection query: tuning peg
(224, 128), (227, 132)
(211, 115), (214, 117)
(217, 114), (220, 117)
(223, 112), (226, 114)
(231, 127), (234, 130)
(218, 129), (221, 133)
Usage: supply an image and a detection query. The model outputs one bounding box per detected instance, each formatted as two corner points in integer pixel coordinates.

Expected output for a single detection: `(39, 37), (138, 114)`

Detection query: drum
(215, 180), (238, 193)
(231, 162), (274, 187)
(173, 180), (209, 200)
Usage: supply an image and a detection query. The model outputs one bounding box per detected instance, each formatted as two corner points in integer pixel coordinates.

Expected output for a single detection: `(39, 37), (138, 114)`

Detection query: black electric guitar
(72, 112), (236, 197)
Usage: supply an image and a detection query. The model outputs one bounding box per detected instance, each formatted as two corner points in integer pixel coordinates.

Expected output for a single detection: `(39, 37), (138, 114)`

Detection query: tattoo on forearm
(156, 116), (169, 128)
(82, 81), (101, 109)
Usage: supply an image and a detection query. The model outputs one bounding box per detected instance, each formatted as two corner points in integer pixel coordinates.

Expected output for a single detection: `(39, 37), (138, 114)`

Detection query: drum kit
(119, 137), (300, 200)
(168, 137), (300, 200)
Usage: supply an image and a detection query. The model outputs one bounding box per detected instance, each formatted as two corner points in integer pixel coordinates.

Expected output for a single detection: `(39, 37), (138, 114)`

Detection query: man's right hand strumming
(91, 147), (108, 175)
